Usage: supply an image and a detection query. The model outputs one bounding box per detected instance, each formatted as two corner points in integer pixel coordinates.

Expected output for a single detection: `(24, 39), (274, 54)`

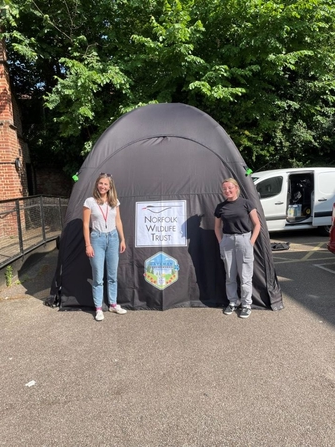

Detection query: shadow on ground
(0, 249), (58, 301)
(271, 229), (335, 327)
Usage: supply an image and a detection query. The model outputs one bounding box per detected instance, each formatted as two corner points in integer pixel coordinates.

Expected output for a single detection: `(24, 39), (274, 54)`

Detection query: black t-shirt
(214, 197), (255, 234)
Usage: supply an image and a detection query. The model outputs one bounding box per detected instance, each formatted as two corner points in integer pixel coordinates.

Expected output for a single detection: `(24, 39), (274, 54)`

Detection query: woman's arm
(115, 207), (126, 253)
(214, 217), (223, 243)
(249, 209), (261, 245)
(83, 207), (94, 257)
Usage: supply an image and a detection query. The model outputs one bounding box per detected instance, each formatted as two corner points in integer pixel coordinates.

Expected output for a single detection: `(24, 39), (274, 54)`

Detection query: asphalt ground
(0, 231), (334, 447)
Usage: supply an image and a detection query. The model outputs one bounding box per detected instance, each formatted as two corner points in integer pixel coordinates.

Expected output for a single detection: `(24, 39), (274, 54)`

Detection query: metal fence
(0, 196), (68, 269)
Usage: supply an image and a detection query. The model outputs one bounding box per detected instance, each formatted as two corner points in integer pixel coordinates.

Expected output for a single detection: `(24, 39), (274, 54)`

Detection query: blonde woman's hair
(222, 178), (240, 197)
(93, 174), (118, 207)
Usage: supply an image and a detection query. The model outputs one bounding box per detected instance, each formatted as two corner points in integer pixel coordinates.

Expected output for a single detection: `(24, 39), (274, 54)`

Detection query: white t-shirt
(83, 197), (120, 233)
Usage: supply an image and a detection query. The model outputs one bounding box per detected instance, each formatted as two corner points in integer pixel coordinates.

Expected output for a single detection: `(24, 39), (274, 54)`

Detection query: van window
(256, 176), (283, 199)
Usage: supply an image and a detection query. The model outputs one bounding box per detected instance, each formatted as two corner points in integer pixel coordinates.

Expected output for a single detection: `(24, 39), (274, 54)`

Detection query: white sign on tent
(135, 200), (187, 247)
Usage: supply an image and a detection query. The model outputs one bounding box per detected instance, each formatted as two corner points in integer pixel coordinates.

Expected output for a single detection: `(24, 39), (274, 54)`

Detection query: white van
(252, 167), (335, 235)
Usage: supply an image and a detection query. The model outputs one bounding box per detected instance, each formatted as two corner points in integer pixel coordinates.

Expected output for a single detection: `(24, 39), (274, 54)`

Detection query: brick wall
(0, 39), (73, 200)
(0, 39), (29, 200)
(35, 168), (73, 197)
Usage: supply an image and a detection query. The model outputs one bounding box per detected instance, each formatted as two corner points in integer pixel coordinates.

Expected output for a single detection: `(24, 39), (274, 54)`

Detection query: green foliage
(44, 52), (131, 137)
(5, 265), (13, 287)
(1, 0), (335, 173)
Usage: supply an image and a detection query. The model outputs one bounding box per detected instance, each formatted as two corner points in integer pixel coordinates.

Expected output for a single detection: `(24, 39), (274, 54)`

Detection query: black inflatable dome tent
(49, 103), (283, 311)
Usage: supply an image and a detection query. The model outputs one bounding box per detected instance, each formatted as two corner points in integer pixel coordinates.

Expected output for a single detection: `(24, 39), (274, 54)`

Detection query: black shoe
(224, 305), (236, 315)
(239, 307), (251, 319)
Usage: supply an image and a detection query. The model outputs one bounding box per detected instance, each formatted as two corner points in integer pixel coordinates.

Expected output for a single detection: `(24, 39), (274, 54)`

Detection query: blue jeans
(89, 229), (119, 308)
(219, 232), (254, 308)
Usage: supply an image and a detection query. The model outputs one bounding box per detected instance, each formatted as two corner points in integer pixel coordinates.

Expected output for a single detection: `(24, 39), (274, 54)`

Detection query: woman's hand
(214, 217), (223, 244)
(119, 240), (126, 253)
(83, 207), (94, 257)
(249, 209), (261, 245)
(86, 245), (94, 258)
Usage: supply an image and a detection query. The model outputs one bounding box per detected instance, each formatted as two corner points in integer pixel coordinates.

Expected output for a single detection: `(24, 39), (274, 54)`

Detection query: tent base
(51, 294), (283, 312)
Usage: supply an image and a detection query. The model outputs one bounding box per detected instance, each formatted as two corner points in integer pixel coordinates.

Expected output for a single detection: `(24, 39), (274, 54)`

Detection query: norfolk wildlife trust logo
(135, 200), (187, 247)
(144, 252), (179, 290)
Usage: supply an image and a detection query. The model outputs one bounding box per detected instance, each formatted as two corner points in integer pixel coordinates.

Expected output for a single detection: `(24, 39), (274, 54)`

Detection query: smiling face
(96, 177), (111, 197)
(93, 174), (118, 206)
(222, 181), (239, 201)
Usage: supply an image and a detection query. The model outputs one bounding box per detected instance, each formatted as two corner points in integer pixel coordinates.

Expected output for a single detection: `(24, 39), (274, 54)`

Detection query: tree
(1, 0), (335, 175)
(188, 0), (335, 168)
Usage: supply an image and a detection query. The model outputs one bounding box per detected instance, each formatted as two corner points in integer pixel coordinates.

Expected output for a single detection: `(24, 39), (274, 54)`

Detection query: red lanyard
(98, 203), (109, 228)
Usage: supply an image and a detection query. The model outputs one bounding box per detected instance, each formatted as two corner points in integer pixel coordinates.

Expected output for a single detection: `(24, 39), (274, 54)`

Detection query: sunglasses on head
(100, 172), (112, 177)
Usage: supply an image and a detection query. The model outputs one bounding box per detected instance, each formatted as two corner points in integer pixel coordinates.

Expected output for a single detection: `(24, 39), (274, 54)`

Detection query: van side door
(254, 175), (287, 231)
(313, 171), (335, 227)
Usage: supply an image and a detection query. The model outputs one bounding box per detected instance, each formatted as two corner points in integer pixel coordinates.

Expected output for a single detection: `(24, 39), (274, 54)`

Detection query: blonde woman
(214, 178), (261, 318)
(83, 173), (127, 321)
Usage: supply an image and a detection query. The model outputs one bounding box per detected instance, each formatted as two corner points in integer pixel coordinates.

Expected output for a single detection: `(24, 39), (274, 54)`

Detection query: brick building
(0, 39), (30, 200)
(0, 38), (72, 199)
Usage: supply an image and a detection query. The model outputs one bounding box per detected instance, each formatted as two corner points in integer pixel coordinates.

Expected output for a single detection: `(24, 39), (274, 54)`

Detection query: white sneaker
(95, 309), (104, 321)
(109, 304), (127, 315)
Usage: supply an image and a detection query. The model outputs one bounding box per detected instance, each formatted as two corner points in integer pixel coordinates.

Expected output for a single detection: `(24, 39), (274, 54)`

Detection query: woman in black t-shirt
(214, 178), (261, 319)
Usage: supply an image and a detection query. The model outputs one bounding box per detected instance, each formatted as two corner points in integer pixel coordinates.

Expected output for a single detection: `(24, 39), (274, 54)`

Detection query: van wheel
(319, 225), (331, 236)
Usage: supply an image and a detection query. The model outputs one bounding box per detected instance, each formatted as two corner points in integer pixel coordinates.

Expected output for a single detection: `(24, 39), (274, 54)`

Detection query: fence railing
(0, 195), (68, 269)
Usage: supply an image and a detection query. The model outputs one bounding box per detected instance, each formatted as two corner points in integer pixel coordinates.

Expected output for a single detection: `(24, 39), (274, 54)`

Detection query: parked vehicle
(327, 203), (335, 254)
(252, 167), (335, 235)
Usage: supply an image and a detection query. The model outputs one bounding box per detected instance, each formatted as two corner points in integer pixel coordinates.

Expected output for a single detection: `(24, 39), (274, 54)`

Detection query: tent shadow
(16, 249), (59, 301)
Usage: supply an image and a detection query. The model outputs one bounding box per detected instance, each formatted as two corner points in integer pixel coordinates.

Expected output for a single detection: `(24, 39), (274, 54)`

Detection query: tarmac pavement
(0, 233), (334, 447)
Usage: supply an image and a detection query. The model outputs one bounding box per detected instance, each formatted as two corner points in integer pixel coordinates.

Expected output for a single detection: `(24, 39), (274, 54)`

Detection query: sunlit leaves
(1, 0), (335, 172)
(45, 52), (131, 136)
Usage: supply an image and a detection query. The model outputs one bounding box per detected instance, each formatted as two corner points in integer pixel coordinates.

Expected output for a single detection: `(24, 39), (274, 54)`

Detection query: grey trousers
(219, 232), (254, 308)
